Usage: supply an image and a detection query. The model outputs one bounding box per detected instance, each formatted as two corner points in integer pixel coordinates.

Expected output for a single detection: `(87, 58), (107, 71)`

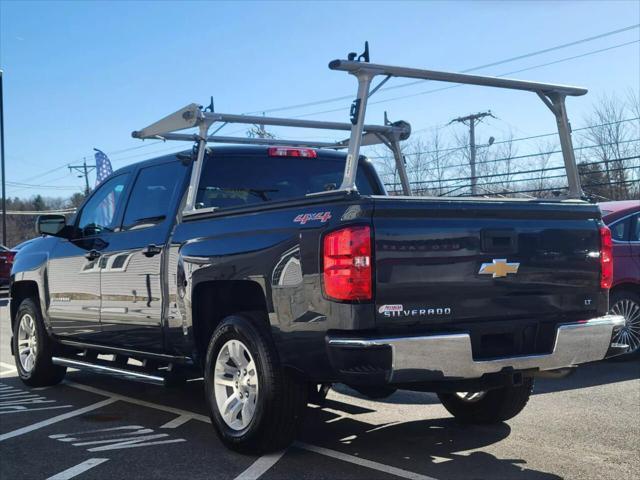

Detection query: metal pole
(184, 121), (212, 212)
(469, 120), (477, 196)
(82, 158), (90, 195)
(450, 111), (493, 197)
(69, 158), (95, 196)
(339, 72), (374, 191)
(537, 92), (583, 198)
(550, 95), (583, 199)
(0, 70), (6, 246)
(390, 140), (412, 195)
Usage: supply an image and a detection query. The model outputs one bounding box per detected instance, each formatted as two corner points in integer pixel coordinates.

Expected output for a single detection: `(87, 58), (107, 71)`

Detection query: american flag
(94, 148), (113, 186)
(94, 148), (115, 226)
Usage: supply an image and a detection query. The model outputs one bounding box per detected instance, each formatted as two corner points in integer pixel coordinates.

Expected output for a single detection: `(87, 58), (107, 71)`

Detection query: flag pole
(1, 69), (6, 246)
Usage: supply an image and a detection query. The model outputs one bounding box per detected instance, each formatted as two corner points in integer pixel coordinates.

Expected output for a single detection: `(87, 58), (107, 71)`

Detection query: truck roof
(112, 145), (353, 176)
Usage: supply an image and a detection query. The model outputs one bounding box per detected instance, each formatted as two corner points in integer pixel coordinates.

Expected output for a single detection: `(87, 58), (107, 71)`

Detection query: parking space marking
(233, 450), (287, 480)
(0, 361), (17, 378)
(295, 442), (438, 480)
(50, 425), (186, 452)
(65, 381), (211, 424)
(160, 414), (193, 429)
(0, 373), (436, 480)
(46, 458), (109, 480)
(0, 397), (117, 442)
(0, 383), (73, 414)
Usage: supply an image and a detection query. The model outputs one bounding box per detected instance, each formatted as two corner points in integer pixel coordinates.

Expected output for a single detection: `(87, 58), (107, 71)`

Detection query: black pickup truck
(7, 144), (626, 452)
(6, 51), (629, 453)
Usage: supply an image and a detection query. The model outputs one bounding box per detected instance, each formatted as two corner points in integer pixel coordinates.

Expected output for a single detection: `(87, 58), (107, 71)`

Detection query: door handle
(142, 244), (163, 258)
(85, 250), (101, 261)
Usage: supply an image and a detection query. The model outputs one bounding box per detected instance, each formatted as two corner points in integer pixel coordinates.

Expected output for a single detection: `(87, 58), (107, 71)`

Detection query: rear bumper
(327, 315), (626, 383)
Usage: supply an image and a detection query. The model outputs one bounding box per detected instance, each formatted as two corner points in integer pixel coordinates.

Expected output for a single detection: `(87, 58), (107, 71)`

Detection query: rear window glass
(195, 152), (378, 210)
(610, 218), (630, 242)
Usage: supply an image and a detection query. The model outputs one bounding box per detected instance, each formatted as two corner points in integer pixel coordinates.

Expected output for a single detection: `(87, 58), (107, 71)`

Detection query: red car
(600, 200), (640, 358)
(0, 244), (15, 290)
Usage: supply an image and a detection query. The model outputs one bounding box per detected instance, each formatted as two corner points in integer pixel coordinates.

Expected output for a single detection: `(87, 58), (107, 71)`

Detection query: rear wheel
(438, 378), (534, 424)
(610, 290), (640, 360)
(12, 298), (67, 387)
(204, 315), (307, 453)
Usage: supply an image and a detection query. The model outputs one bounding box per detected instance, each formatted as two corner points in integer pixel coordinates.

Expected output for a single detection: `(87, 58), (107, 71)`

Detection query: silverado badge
(479, 259), (520, 278)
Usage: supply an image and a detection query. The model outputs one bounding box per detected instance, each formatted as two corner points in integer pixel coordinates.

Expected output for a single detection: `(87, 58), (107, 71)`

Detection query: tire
(437, 377), (534, 424)
(609, 290), (640, 361)
(204, 314), (307, 453)
(12, 298), (67, 387)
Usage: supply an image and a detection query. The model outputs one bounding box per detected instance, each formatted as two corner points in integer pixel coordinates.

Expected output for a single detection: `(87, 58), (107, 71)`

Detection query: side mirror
(36, 214), (68, 237)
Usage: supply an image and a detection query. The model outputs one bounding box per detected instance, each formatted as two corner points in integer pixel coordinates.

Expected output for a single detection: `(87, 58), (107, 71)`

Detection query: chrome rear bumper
(328, 315), (626, 383)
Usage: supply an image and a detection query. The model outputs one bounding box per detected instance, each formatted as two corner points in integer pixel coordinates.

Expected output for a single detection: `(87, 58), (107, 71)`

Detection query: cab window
(122, 161), (187, 231)
(77, 174), (130, 237)
(195, 151), (379, 210)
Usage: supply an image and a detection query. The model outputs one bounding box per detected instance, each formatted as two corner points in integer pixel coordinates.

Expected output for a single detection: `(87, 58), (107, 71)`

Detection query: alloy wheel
(454, 391), (487, 402)
(213, 339), (259, 431)
(611, 298), (640, 354)
(17, 314), (38, 373)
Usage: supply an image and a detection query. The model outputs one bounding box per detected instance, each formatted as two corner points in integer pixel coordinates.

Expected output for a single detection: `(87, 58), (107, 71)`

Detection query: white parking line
(0, 398), (117, 442)
(295, 442), (439, 480)
(0, 370), (437, 480)
(46, 458), (109, 480)
(233, 450), (287, 480)
(160, 414), (194, 429)
(0, 361), (16, 371)
(0, 361), (17, 378)
(65, 381), (211, 424)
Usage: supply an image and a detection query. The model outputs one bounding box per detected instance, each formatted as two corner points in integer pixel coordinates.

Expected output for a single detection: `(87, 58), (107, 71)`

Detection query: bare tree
(581, 94), (637, 199)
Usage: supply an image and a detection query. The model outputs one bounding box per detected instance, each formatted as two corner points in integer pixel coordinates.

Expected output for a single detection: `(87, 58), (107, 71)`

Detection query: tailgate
(373, 198), (605, 332)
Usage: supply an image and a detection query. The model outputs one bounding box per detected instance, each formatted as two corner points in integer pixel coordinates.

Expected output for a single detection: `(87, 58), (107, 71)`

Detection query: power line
(382, 137), (640, 180)
(8, 27), (640, 189)
(370, 117), (640, 160)
(288, 39), (640, 120)
(385, 156), (640, 187)
(243, 24), (640, 116)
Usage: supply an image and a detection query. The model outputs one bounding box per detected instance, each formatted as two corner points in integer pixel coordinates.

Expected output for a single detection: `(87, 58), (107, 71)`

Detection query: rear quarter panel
(166, 196), (375, 377)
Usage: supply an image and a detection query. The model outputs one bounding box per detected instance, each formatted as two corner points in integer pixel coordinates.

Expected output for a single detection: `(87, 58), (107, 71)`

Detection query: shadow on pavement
(334, 359), (639, 407)
(533, 359), (639, 395)
(301, 406), (560, 480)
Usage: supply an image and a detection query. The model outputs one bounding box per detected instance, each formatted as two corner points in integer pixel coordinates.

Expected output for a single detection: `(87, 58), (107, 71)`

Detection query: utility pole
(68, 158), (96, 196)
(1, 70), (6, 246)
(450, 111), (495, 196)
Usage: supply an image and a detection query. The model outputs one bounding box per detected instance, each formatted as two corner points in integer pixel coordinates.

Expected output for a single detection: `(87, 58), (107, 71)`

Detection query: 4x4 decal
(294, 212), (332, 224)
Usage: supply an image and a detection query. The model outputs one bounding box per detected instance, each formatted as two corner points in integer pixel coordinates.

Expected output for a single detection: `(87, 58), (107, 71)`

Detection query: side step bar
(52, 357), (165, 385)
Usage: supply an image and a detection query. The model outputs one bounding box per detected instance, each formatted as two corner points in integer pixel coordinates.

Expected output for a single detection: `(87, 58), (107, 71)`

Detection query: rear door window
(610, 218), (630, 242)
(195, 151), (378, 210)
(122, 161), (188, 230)
(631, 214), (639, 242)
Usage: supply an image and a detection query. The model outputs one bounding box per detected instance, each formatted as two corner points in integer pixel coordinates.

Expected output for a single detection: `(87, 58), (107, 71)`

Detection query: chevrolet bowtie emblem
(479, 259), (520, 278)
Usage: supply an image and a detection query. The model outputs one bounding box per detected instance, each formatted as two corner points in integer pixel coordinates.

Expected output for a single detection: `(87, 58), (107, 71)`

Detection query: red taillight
(599, 225), (613, 290)
(1, 251), (15, 264)
(323, 226), (372, 301)
(268, 147), (317, 158)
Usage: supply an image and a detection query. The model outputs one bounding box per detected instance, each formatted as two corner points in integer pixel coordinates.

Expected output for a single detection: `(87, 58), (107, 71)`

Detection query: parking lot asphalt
(0, 300), (638, 480)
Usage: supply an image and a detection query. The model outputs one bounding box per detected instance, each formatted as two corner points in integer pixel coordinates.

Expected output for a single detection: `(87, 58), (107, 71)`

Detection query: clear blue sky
(1, 0), (639, 198)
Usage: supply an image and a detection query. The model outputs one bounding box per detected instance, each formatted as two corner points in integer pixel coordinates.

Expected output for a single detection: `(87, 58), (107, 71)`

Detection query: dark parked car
(0, 245), (15, 289)
(600, 200), (640, 358)
(1, 239), (39, 290)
